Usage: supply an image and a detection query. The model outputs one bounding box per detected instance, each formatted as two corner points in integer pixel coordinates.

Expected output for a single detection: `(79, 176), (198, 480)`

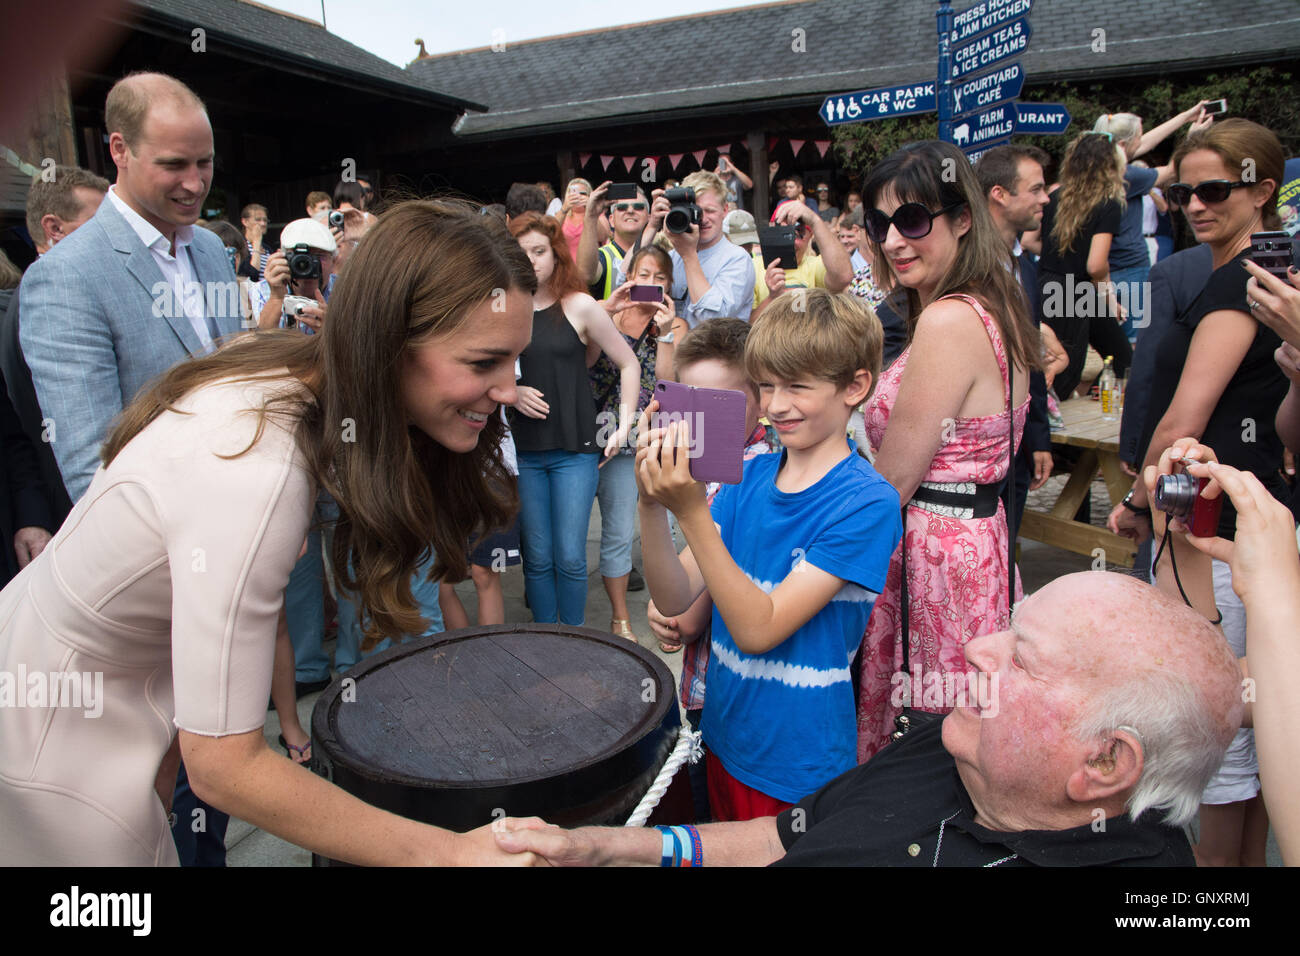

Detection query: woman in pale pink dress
(855, 142), (1039, 761)
(0, 202), (548, 865)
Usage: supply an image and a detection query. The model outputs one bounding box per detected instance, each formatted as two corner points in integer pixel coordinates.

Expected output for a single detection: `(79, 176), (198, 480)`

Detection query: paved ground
(230, 472), (1280, 865)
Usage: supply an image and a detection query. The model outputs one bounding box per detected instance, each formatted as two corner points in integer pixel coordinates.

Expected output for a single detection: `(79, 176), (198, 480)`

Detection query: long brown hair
(509, 212), (586, 298)
(103, 200), (537, 645)
(864, 140), (1038, 373)
(1051, 133), (1126, 255)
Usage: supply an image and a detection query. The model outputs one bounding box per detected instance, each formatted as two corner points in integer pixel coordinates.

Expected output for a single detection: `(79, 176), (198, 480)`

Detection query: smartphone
(1203, 99), (1228, 116)
(606, 183), (638, 201)
(630, 284), (664, 303)
(652, 380), (748, 485)
(1250, 231), (1299, 277)
(758, 225), (798, 269)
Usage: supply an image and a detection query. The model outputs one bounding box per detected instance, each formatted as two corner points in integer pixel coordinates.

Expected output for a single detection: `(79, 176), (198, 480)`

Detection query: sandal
(278, 733), (312, 765)
(610, 619), (641, 645)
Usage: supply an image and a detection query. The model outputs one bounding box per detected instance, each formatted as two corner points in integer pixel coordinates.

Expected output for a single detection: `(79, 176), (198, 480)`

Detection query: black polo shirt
(772, 719), (1193, 867)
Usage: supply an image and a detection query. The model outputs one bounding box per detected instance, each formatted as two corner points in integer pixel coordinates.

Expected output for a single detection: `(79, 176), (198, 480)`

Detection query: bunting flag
(717, 143), (731, 155)
(692, 149), (708, 166)
(814, 140), (831, 158)
(768, 136), (779, 152)
(600, 155), (614, 170)
(789, 139), (806, 156)
(579, 152), (592, 167)
(668, 153), (684, 170)
(622, 156), (637, 173)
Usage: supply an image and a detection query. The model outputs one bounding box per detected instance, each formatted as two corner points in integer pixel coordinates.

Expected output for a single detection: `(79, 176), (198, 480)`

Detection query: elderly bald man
(493, 571), (1243, 866)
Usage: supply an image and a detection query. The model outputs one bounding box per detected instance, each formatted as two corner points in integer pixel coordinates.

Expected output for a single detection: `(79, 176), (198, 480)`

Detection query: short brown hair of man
(25, 165), (109, 241)
(104, 71), (207, 149)
(672, 317), (754, 390)
(974, 144), (1051, 197)
(305, 190), (331, 211)
(744, 289), (882, 398)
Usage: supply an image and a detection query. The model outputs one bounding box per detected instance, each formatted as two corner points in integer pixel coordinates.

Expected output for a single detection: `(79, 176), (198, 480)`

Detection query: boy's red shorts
(705, 752), (795, 822)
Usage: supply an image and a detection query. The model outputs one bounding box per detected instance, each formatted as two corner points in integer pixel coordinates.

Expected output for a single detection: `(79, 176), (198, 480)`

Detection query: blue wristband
(670, 826), (692, 866)
(656, 826), (680, 867)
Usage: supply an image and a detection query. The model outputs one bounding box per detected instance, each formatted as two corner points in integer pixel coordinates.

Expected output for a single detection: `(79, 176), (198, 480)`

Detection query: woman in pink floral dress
(854, 142), (1040, 762)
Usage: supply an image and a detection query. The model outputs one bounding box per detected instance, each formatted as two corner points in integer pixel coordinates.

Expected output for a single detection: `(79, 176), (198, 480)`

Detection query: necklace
(932, 810), (1019, 867)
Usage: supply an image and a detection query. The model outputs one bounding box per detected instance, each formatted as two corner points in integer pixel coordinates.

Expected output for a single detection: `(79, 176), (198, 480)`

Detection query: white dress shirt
(107, 185), (215, 352)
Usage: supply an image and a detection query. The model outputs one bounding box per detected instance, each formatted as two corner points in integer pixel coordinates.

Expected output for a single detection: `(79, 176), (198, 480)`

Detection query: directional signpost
(1014, 102), (1072, 134)
(951, 62), (1024, 116)
(949, 16), (1031, 80)
(816, 1), (1073, 155)
(820, 82), (937, 126)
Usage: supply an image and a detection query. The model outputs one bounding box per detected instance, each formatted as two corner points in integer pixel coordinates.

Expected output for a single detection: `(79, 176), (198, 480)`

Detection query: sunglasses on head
(612, 201), (647, 212)
(864, 201), (965, 243)
(793, 223), (810, 239)
(1165, 180), (1248, 207)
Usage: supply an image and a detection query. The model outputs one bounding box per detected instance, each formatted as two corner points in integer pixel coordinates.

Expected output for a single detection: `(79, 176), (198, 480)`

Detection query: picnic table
(1018, 396), (1137, 568)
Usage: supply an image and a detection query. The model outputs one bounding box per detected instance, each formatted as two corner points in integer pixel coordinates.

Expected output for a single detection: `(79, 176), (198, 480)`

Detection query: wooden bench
(1018, 396), (1138, 568)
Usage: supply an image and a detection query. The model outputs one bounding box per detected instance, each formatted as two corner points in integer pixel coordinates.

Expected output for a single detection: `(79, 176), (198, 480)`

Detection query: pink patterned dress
(856, 294), (1026, 762)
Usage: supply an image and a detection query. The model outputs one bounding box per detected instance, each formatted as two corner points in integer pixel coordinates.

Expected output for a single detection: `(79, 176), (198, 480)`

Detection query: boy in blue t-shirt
(635, 288), (901, 819)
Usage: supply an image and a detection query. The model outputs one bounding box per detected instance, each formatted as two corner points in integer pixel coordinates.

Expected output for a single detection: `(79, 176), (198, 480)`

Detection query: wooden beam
(1019, 511), (1137, 568)
(748, 130), (768, 222)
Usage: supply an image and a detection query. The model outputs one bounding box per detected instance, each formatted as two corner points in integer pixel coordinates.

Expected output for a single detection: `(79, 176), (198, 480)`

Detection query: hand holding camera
(264, 250), (291, 298)
(1244, 254), (1300, 352)
(282, 294), (324, 333)
(634, 400), (707, 516)
(1144, 440), (1225, 539)
(1159, 447), (1300, 607)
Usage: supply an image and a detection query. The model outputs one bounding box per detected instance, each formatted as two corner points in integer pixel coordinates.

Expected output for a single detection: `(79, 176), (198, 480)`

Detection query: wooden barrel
(310, 623), (680, 863)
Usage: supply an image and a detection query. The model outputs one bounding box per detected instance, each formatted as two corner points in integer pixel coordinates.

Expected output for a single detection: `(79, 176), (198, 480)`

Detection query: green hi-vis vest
(596, 242), (626, 300)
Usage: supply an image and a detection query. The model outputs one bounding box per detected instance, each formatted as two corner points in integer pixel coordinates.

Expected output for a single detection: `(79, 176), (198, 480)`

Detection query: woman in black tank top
(508, 213), (640, 625)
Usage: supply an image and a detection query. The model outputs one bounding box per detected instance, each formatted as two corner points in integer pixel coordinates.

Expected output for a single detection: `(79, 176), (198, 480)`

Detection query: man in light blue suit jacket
(18, 79), (241, 504)
(17, 72), (244, 866)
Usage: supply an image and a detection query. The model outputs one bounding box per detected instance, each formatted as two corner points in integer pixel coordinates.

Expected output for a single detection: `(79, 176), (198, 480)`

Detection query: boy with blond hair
(636, 289), (900, 819)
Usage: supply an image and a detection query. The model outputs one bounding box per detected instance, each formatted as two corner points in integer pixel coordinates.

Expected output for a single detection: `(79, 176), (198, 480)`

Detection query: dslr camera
(285, 243), (323, 282)
(1153, 461), (1224, 538)
(664, 187), (701, 234)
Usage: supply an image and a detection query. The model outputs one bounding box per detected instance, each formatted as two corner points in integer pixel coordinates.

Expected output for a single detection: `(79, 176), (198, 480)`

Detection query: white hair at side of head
(1072, 672), (1227, 827)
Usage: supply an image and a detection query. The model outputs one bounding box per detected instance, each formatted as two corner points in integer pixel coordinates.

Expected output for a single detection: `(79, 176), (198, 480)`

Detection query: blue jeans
(171, 762), (229, 866)
(1111, 263), (1150, 344)
(285, 526), (329, 682)
(595, 453), (638, 578)
(516, 450), (599, 625)
(335, 548), (445, 673)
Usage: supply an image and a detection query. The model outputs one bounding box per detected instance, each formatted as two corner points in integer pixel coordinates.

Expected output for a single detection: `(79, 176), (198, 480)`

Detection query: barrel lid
(312, 624), (675, 791)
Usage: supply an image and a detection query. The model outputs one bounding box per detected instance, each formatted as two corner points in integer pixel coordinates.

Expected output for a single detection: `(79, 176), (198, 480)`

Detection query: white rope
(623, 727), (703, 827)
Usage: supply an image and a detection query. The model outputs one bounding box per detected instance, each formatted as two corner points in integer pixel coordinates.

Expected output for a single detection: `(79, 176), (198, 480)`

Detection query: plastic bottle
(1100, 356), (1118, 421)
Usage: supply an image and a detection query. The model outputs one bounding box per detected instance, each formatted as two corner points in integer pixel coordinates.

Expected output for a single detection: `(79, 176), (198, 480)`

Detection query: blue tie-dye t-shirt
(701, 442), (901, 803)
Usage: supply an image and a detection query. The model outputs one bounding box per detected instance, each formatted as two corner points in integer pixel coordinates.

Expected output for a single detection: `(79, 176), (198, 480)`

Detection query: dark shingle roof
(123, 0), (484, 111)
(404, 0), (1300, 137)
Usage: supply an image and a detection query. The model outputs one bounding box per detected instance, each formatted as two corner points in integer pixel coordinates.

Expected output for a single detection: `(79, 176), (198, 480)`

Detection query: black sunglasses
(1166, 180), (1248, 207)
(612, 201), (647, 212)
(864, 201), (965, 243)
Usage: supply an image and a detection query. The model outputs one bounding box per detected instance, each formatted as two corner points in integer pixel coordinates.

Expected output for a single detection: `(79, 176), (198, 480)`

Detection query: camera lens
(1153, 473), (1197, 518)
(666, 209), (688, 233)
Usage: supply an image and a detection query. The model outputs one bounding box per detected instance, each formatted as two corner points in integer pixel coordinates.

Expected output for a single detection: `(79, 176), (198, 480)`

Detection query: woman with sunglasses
(1109, 118), (1287, 868)
(1036, 131), (1133, 399)
(854, 141), (1037, 762)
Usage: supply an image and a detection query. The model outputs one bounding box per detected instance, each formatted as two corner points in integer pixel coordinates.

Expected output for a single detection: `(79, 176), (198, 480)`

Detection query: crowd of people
(2, 69), (1299, 868)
